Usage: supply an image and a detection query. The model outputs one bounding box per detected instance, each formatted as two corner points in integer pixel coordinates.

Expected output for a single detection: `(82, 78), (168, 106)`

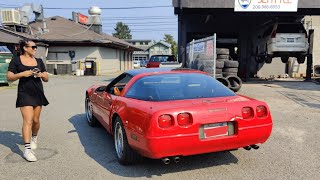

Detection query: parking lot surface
(0, 75), (319, 180)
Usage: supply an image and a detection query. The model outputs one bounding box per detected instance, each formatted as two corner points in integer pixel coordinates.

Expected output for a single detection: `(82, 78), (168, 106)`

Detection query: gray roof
(0, 31), (21, 44)
(29, 16), (139, 50)
(148, 41), (171, 49)
(0, 16), (140, 50)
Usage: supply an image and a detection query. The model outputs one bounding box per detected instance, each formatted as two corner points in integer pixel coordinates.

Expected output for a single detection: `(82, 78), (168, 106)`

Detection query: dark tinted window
(149, 55), (176, 62)
(125, 73), (235, 101)
(276, 23), (306, 33)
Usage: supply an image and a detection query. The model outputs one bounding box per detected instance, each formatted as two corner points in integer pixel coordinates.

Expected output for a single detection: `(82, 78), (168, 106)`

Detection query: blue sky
(0, 0), (177, 41)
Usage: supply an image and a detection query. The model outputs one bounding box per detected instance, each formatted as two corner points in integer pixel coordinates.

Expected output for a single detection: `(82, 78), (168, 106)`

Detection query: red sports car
(85, 68), (272, 165)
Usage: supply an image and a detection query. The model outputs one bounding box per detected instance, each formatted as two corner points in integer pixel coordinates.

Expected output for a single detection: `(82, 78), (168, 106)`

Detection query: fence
(186, 34), (217, 78)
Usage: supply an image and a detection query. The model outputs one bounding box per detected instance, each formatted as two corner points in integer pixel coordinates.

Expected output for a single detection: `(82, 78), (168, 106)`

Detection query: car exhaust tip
(243, 146), (252, 150)
(161, 157), (170, 165)
(251, 144), (260, 150)
(173, 156), (181, 163)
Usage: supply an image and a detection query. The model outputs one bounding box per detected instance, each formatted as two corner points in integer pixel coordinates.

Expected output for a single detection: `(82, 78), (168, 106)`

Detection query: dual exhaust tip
(161, 156), (181, 165)
(244, 144), (260, 150)
(161, 145), (260, 164)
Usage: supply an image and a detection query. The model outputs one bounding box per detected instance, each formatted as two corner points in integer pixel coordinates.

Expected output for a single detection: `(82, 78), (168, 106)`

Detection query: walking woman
(7, 39), (49, 162)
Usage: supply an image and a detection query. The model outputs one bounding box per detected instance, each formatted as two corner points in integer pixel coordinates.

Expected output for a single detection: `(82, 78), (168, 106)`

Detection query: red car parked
(85, 68), (272, 165)
(146, 55), (180, 68)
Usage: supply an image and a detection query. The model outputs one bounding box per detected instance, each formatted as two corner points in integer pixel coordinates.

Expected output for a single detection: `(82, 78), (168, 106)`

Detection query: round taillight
(177, 113), (193, 127)
(242, 107), (254, 119)
(256, 106), (268, 118)
(158, 114), (174, 128)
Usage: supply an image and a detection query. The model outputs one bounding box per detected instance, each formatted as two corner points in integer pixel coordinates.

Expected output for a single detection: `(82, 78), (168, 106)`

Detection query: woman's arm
(36, 72), (49, 82)
(7, 70), (33, 81)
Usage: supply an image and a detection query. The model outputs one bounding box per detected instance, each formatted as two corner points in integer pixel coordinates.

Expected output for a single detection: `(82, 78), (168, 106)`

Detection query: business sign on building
(234, 0), (298, 12)
(78, 13), (88, 24)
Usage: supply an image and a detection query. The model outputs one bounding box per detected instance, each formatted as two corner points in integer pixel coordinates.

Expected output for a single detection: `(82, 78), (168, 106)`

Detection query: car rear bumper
(268, 45), (309, 54)
(135, 123), (272, 159)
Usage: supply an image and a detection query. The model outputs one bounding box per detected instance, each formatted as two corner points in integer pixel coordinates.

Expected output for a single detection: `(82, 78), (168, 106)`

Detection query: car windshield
(149, 55), (175, 62)
(276, 23), (306, 33)
(125, 73), (236, 101)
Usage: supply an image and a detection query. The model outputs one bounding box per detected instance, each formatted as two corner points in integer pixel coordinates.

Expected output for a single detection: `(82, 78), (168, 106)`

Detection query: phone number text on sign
(253, 4), (280, 10)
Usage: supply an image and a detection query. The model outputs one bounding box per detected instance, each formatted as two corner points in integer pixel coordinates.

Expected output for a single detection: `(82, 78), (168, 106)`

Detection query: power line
(44, 5), (172, 10)
(0, 4), (172, 9)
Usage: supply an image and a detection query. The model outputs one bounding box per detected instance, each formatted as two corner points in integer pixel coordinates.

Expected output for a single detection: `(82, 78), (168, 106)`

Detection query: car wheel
(85, 95), (97, 127)
(114, 117), (141, 165)
(265, 55), (272, 64)
(297, 55), (306, 64)
(281, 56), (289, 63)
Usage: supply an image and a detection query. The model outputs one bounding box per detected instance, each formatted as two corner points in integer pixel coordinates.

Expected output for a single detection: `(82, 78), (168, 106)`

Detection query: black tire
(216, 77), (230, 88)
(226, 75), (242, 92)
(215, 69), (223, 74)
(314, 65), (320, 77)
(217, 55), (229, 59)
(216, 58), (228, 62)
(255, 56), (265, 63)
(215, 74), (223, 78)
(216, 61), (224, 69)
(217, 48), (230, 55)
(85, 95), (97, 127)
(223, 68), (238, 73)
(223, 72), (238, 77)
(265, 56), (272, 64)
(281, 56), (289, 63)
(114, 117), (141, 165)
(224, 61), (239, 68)
(297, 55), (306, 64)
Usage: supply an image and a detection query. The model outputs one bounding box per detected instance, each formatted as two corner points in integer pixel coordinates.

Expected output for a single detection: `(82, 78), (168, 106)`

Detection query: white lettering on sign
(234, 0), (298, 12)
(193, 42), (205, 53)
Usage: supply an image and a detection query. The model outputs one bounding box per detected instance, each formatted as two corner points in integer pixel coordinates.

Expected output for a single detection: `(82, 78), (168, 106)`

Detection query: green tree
(163, 34), (177, 57)
(112, 22), (132, 39)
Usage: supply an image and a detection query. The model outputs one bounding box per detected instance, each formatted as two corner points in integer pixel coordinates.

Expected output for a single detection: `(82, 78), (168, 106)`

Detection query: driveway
(0, 75), (319, 180)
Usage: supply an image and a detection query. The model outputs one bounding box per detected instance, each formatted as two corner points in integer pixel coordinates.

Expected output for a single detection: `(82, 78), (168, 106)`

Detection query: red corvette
(85, 68), (272, 165)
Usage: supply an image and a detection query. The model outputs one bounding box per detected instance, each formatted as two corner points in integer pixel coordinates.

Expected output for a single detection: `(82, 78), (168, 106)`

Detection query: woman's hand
(22, 70), (33, 77)
(35, 72), (49, 82)
(7, 70), (33, 81)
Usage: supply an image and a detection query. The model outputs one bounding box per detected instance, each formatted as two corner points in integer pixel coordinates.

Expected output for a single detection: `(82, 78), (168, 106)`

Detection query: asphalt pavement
(0, 75), (319, 180)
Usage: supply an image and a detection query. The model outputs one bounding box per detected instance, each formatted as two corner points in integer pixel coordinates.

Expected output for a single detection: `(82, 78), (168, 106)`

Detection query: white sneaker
(23, 150), (37, 162)
(30, 136), (38, 150)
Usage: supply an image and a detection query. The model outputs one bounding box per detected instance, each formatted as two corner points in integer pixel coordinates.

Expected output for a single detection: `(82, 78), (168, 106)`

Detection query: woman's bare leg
(20, 106), (37, 161)
(32, 106), (42, 135)
(20, 106), (34, 143)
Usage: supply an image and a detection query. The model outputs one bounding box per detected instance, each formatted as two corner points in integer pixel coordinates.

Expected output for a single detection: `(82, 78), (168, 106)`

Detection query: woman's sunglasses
(26, 45), (37, 50)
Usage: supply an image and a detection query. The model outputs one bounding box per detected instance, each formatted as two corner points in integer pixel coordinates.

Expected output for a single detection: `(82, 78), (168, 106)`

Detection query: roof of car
(125, 68), (203, 76)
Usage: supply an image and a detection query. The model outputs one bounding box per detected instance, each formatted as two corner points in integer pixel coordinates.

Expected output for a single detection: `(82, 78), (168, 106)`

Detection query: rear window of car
(149, 55), (176, 62)
(276, 23), (306, 33)
(125, 73), (236, 101)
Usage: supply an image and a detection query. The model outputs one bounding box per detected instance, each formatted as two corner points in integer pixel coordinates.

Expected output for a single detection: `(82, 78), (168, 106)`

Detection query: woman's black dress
(8, 57), (49, 108)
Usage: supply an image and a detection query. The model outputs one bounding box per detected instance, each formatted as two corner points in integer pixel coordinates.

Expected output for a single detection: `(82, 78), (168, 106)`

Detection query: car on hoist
(85, 68), (273, 165)
(256, 22), (309, 64)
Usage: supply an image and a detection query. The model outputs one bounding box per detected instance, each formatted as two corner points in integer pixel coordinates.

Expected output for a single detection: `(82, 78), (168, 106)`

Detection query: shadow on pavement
(245, 79), (320, 91)
(68, 113), (239, 178)
(0, 131), (23, 157)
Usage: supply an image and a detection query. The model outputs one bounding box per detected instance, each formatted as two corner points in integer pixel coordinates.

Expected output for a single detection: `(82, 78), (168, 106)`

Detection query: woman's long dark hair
(19, 39), (32, 55)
